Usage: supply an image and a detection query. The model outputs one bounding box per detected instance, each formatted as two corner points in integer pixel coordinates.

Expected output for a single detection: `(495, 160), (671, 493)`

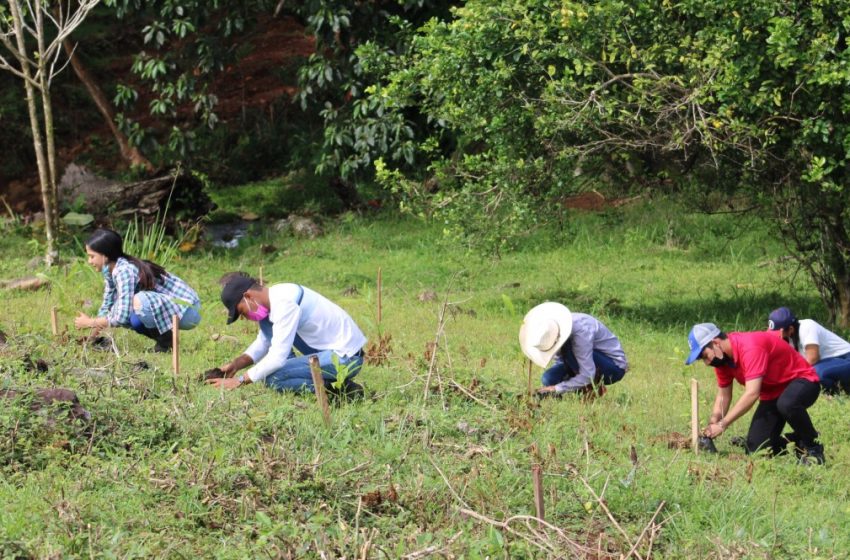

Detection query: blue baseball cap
(767, 307), (796, 330)
(685, 323), (721, 365)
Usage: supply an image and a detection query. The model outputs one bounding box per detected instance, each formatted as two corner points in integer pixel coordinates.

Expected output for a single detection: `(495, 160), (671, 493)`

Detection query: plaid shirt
(97, 258), (200, 334)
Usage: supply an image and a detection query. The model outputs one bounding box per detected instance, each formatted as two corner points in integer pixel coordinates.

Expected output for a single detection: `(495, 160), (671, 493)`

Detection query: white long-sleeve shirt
(244, 283), (367, 383)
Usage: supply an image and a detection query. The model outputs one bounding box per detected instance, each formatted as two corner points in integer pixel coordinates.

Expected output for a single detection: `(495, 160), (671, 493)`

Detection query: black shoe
(729, 436), (747, 449)
(153, 330), (173, 353)
(324, 379), (364, 402)
(343, 380), (364, 400)
(798, 443), (825, 466)
(698, 436), (718, 453)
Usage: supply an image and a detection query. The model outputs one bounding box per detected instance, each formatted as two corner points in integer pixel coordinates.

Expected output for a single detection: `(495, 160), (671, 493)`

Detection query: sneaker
(153, 331), (173, 353)
(798, 444), (826, 466)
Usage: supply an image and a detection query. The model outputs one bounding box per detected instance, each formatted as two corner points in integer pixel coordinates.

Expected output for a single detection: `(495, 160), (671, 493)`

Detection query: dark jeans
(746, 379), (820, 455)
(814, 352), (850, 393)
(541, 345), (626, 387)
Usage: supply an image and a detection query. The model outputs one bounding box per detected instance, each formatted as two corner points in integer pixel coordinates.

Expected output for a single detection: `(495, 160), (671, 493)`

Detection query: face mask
(244, 297), (270, 322)
(706, 343), (733, 367)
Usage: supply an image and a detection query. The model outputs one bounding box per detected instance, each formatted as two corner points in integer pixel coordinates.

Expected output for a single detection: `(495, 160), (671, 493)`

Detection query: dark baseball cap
(221, 275), (255, 324)
(767, 307), (797, 330)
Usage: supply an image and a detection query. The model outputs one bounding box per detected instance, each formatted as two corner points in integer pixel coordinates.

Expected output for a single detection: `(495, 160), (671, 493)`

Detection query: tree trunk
(8, 1), (58, 264)
(62, 41), (154, 172)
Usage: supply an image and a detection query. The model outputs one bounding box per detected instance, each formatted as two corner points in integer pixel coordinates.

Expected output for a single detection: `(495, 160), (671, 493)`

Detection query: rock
(291, 216), (322, 238)
(210, 333), (240, 344)
(275, 215), (323, 238)
(61, 212), (95, 226)
(418, 290), (437, 302)
(26, 256), (44, 270)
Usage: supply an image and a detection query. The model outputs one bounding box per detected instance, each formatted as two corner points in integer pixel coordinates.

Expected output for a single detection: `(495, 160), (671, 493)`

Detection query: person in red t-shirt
(685, 323), (825, 464)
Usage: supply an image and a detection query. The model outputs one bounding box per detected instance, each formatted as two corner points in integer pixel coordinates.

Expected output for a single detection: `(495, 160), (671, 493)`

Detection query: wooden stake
(50, 306), (58, 336)
(691, 378), (699, 455)
(532, 463), (545, 522)
(527, 359), (533, 397)
(309, 355), (332, 427)
(259, 265), (264, 286)
(172, 315), (180, 376)
(377, 267), (382, 324)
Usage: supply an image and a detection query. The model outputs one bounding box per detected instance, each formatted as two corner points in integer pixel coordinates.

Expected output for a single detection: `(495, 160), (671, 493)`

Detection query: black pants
(747, 379), (820, 455)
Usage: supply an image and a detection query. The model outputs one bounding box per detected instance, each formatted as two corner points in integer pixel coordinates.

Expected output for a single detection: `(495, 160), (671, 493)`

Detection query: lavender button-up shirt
(555, 313), (628, 392)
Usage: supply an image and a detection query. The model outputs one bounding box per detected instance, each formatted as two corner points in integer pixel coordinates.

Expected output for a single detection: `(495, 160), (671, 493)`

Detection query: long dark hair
(86, 228), (167, 290)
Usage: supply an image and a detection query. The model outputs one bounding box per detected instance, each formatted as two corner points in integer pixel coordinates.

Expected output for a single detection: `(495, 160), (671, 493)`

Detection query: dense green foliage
(371, 0), (850, 321)
(4, 0), (850, 320)
(2, 201), (850, 557)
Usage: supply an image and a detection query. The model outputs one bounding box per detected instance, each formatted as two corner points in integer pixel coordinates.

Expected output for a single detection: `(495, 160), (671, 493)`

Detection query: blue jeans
(541, 345), (626, 387)
(129, 292), (201, 334)
(814, 352), (850, 393)
(259, 319), (363, 393)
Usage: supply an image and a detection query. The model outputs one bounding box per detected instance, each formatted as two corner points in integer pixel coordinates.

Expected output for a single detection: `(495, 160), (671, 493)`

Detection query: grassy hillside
(1, 201), (847, 558)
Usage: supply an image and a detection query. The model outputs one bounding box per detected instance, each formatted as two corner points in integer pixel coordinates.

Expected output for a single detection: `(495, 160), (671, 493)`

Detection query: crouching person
(519, 302), (628, 399)
(685, 322), (825, 465)
(74, 228), (201, 352)
(207, 273), (366, 397)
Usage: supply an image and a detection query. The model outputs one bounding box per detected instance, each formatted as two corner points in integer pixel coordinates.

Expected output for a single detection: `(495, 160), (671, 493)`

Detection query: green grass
(0, 200), (848, 558)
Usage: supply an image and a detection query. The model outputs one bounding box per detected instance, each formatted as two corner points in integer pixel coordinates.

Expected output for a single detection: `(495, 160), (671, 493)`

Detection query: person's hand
(219, 362), (237, 377)
(206, 377), (242, 390)
(536, 386), (562, 400)
(74, 313), (95, 330)
(703, 422), (725, 439)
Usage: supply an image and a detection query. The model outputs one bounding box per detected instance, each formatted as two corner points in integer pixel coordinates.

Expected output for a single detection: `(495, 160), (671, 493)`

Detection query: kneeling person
(768, 306), (850, 394)
(686, 322), (824, 464)
(520, 302), (628, 398)
(208, 274), (366, 395)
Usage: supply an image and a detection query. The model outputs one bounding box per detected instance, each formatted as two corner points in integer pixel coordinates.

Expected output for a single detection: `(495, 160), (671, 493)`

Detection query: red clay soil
(1, 15), (314, 214)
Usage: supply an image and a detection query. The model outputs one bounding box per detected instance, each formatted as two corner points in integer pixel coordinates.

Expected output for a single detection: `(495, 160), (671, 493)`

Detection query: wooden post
(50, 306), (58, 336)
(531, 443), (546, 521)
(259, 265), (264, 286)
(691, 378), (699, 455)
(309, 355), (332, 427)
(527, 359), (533, 397)
(172, 315), (180, 376)
(377, 267), (382, 324)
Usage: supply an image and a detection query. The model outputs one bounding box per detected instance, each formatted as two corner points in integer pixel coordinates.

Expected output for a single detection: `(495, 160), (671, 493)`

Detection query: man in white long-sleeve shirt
(519, 302), (628, 398)
(207, 274), (367, 395)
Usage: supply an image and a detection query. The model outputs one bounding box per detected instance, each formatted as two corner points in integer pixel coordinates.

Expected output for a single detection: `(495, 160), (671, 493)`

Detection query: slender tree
(0, 0), (101, 264)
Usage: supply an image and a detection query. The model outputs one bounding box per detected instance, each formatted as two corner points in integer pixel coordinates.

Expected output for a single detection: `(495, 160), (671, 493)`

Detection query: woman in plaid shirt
(74, 228), (201, 352)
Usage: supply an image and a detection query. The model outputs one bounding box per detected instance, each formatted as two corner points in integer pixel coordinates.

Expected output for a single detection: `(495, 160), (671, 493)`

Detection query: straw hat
(519, 302), (573, 368)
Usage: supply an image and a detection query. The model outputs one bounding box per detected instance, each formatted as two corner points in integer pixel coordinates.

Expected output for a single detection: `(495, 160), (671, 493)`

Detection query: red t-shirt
(714, 331), (819, 400)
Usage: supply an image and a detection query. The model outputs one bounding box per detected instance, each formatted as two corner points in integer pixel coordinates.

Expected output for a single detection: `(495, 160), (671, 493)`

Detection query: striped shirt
(97, 258), (200, 334)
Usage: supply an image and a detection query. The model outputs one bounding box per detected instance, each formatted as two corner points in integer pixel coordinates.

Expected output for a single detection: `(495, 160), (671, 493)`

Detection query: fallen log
(58, 164), (212, 219)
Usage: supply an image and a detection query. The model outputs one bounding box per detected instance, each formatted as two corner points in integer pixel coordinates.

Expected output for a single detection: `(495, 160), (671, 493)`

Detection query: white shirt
(244, 283), (367, 383)
(797, 319), (850, 361)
